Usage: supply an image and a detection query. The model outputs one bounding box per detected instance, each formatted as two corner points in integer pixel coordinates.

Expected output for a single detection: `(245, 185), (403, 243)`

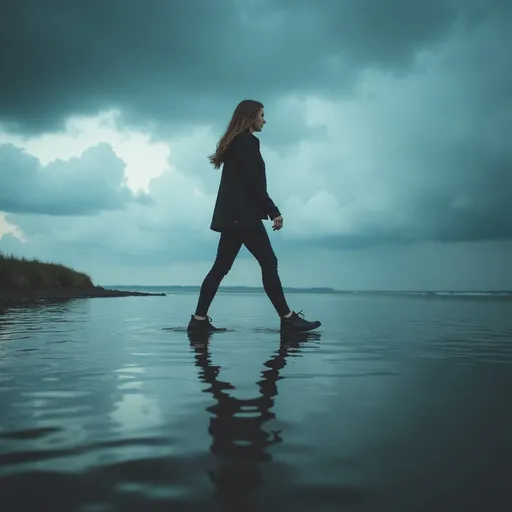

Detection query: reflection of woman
(188, 330), (321, 507)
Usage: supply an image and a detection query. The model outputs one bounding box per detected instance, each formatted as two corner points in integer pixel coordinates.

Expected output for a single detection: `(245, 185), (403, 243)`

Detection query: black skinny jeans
(195, 221), (290, 317)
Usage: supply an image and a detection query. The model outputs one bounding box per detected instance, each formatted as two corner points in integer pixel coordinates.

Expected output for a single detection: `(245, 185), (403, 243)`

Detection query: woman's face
(252, 108), (266, 132)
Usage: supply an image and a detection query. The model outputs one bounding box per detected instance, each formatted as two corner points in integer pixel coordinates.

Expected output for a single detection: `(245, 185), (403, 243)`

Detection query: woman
(187, 100), (321, 333)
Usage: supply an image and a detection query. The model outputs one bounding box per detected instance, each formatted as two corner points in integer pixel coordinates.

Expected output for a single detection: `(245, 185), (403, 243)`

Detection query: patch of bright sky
(0, 109), (172, 240)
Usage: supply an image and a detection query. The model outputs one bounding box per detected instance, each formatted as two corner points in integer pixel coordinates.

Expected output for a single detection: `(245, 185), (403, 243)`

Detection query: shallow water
(1, 292), (511, 511)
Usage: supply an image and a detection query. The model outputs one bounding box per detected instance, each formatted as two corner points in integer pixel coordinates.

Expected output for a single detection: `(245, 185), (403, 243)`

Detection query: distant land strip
(106, 285), (512, 297)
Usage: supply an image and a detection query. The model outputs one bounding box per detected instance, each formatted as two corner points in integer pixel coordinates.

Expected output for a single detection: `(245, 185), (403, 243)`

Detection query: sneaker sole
(187, 328), (228, 333)
(281, 321), (321, 332)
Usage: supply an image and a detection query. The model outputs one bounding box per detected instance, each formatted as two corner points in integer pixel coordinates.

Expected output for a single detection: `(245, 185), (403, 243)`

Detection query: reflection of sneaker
(187, 330), (211, 347)
(280, 330), (321, 344)
(280, 310), (321, 332)
(280, 330), (321, 352)
(187, 314), (227, 333)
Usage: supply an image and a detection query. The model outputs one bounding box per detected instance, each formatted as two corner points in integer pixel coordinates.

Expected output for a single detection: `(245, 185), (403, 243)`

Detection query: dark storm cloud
(1, 0), (471, 135)
(0, 143), (152, 215)
(1, 0), (511, 250)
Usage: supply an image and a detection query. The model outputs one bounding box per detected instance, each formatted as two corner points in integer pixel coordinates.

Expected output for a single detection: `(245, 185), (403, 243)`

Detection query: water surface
(1, 292), (511, 511)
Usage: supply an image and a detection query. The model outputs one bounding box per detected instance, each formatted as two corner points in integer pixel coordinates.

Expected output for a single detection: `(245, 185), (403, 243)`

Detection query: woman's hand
(272, 215), (283, 231)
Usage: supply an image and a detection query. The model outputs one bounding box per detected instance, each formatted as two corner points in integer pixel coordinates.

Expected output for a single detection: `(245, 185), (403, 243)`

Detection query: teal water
(1, 292), (511, 511)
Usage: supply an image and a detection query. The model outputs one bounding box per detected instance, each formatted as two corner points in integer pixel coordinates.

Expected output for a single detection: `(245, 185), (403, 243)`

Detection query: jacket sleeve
(231, 134), (281, 220)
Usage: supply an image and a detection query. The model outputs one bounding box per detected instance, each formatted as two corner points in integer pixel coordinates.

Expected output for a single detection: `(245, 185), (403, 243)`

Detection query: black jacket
(210, 130), (281, 232)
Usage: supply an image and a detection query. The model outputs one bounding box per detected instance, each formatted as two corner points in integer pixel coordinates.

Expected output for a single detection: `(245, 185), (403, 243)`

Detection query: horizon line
(104, 285), (512, 293)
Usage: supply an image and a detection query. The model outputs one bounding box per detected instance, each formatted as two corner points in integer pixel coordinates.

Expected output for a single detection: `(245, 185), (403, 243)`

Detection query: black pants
(195, 221), (291, 317)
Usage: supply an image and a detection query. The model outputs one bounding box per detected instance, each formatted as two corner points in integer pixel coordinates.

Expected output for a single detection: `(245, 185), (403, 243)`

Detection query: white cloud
(0, 109), (170, 193)
(0, 213), (26, 244)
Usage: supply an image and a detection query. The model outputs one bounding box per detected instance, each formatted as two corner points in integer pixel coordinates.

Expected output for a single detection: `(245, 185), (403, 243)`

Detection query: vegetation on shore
(0, 251), (94, 291)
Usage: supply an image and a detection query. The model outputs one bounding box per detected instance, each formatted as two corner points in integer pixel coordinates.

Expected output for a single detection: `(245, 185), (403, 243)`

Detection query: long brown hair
(208, 99), (263, 169)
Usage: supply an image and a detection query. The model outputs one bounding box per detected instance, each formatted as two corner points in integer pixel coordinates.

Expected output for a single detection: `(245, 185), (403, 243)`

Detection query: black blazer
(210, 130), (281, 232)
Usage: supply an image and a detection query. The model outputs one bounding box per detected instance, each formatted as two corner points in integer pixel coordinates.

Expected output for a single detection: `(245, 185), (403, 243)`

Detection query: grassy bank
(0, 252), (165, 309)
(0, 251), (94, 291)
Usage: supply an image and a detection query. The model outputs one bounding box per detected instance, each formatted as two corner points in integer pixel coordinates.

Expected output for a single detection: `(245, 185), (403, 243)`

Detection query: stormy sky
(1, 0), (511, 290)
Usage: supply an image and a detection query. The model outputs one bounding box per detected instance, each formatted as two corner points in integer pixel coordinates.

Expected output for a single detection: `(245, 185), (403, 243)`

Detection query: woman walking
(187, 100), (321, 333)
